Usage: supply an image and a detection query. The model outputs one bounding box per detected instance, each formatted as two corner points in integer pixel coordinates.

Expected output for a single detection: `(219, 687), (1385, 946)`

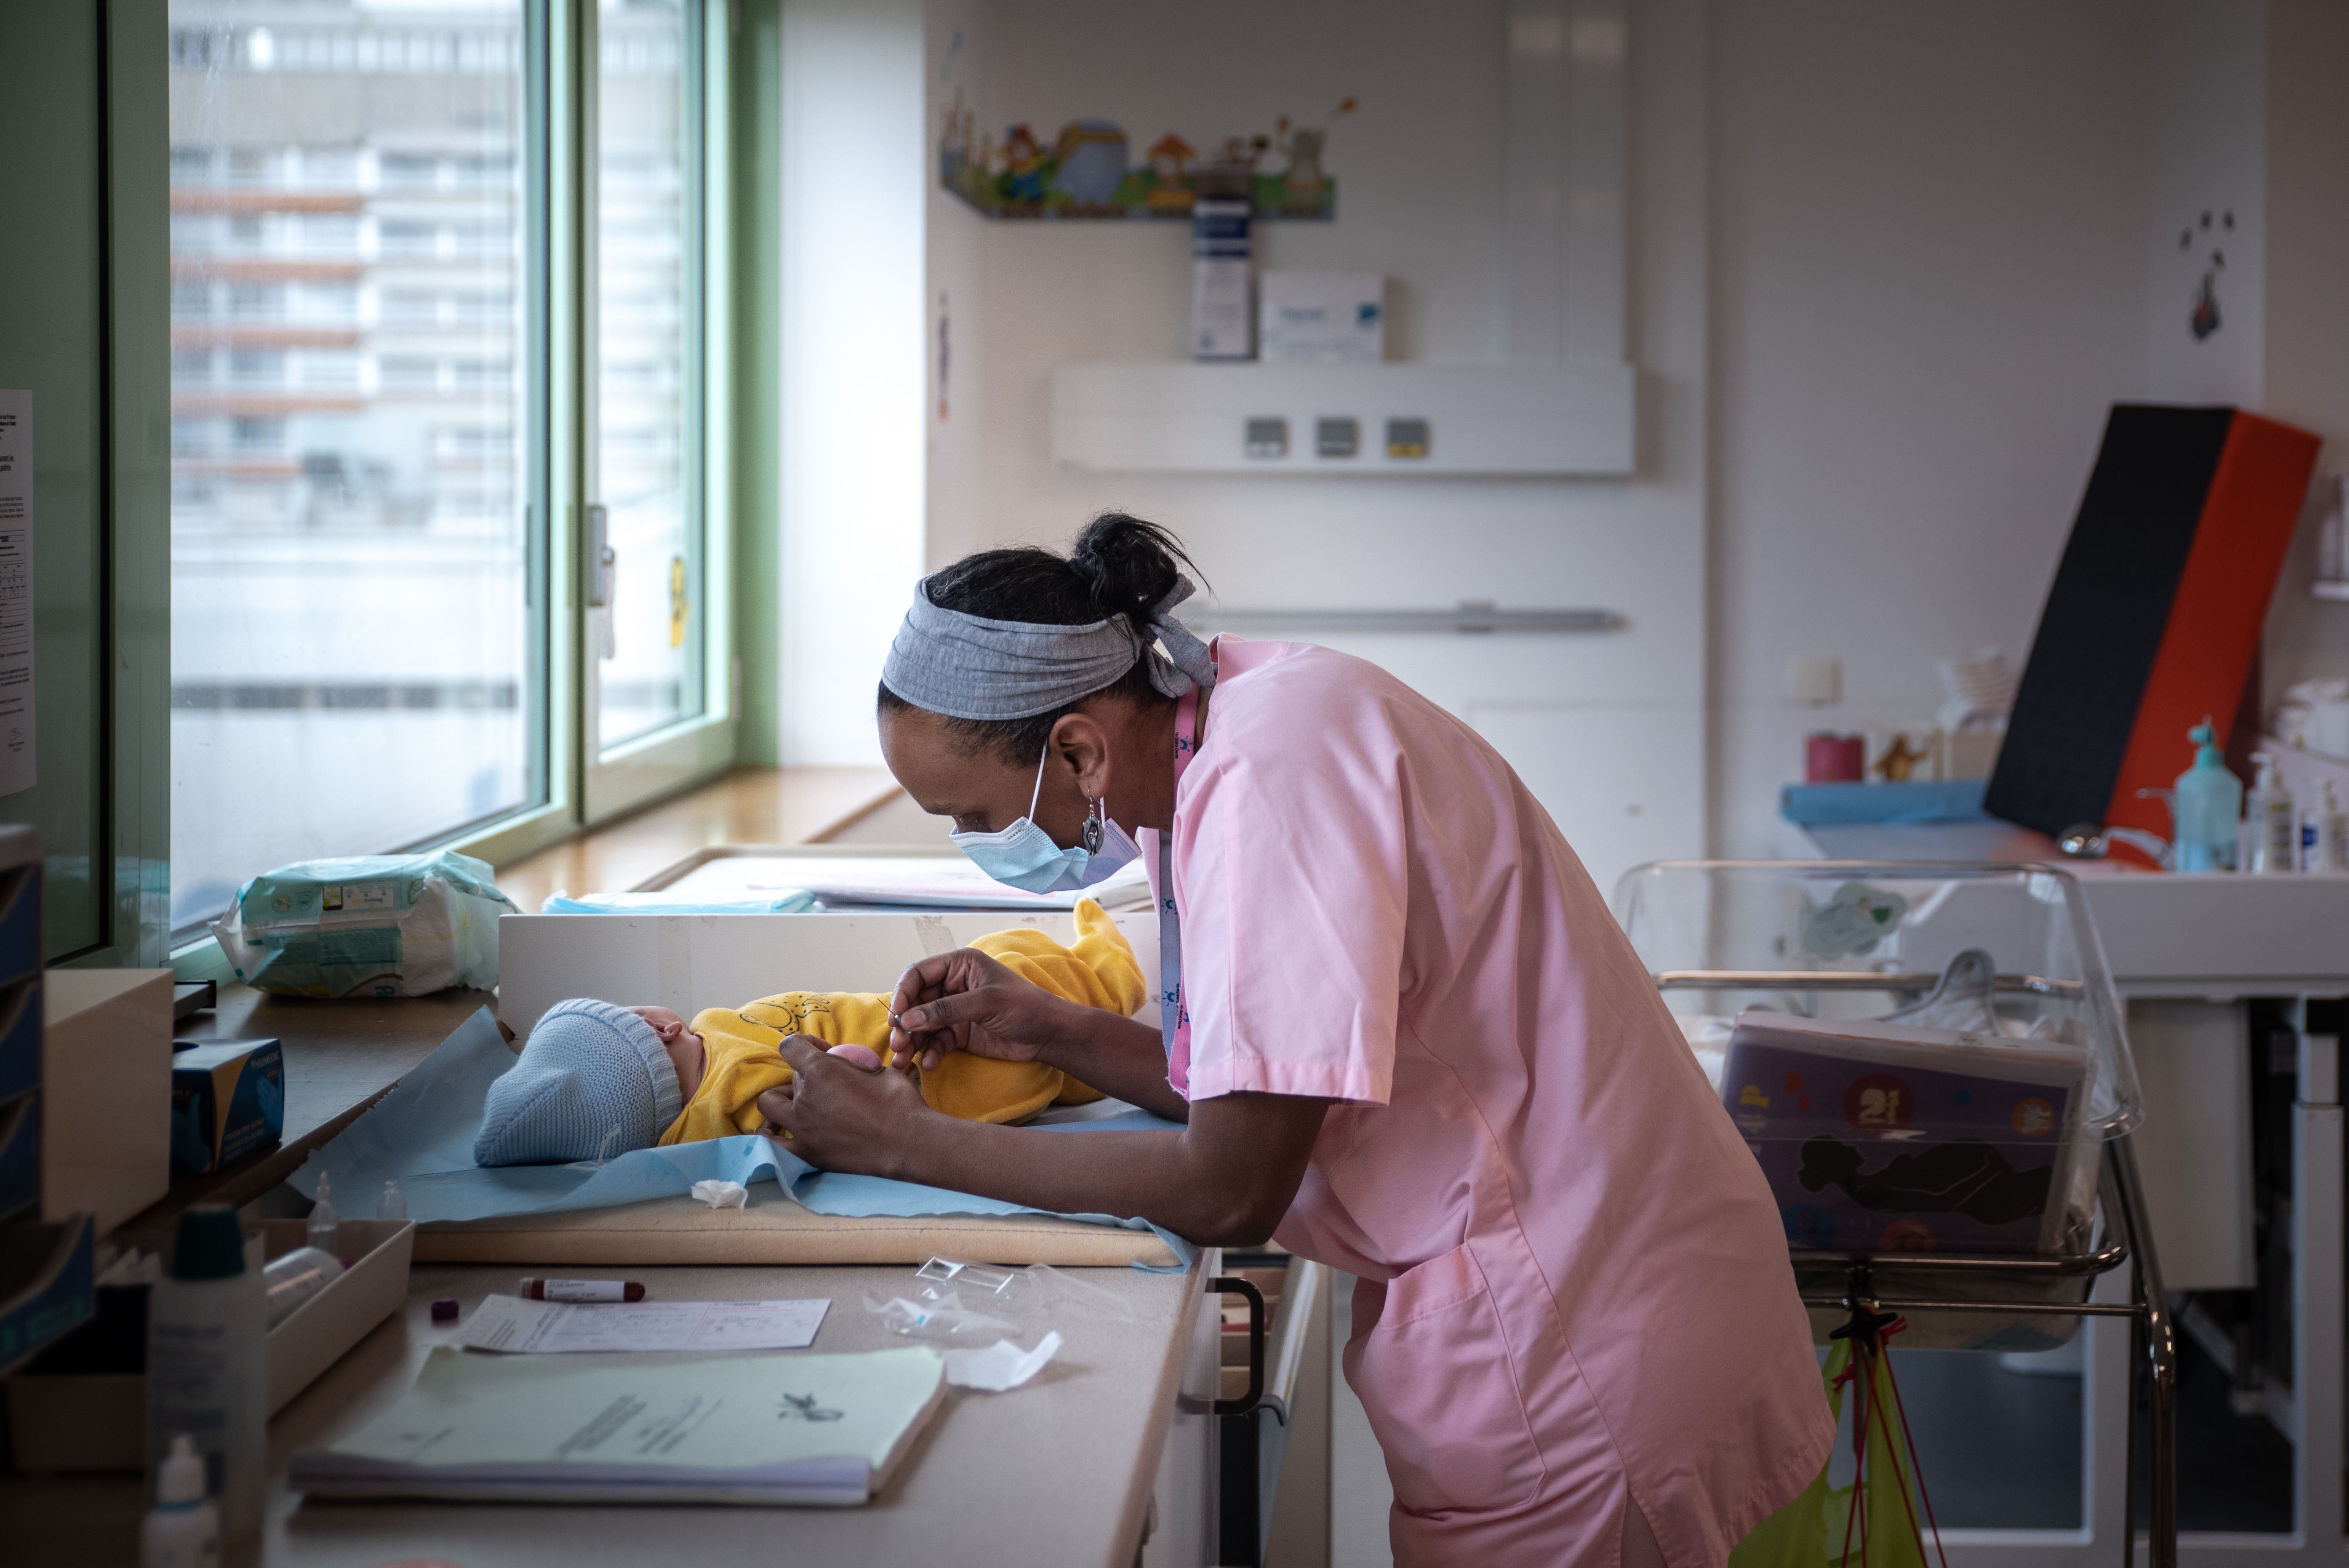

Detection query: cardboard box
(169, 1037), (285, 1175)
(3, 1217), (414, 1473)
(1258, 271), (1385, 364)
(42, 970), (175, 1230)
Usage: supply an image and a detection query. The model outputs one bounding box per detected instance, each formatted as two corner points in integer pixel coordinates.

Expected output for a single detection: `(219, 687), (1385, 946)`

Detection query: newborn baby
(472, 900), (1142, 1166)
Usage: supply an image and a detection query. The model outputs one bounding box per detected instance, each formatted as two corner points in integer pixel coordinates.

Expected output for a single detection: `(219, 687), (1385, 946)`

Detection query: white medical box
(42, 969), (174, 1231)
(1258, 271), (1386, 364)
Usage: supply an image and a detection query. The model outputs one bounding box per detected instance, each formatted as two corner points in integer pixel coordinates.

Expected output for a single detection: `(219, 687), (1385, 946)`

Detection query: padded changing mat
(417, 1190), (1180, 1268)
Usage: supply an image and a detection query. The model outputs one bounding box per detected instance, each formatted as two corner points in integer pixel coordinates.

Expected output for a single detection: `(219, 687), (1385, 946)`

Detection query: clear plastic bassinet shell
(1612, 860), (2142, 1143)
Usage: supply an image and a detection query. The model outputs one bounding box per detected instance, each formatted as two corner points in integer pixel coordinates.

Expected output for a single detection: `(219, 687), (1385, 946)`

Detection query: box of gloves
(170, 1037), (285, 1175)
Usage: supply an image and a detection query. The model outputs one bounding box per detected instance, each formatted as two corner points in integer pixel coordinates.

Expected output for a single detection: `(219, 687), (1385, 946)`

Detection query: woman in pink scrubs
(761, 516), (1832, 1566)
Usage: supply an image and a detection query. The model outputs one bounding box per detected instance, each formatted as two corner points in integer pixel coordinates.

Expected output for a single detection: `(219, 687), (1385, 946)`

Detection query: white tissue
(944, 1331), (1063, 1391)
(690, 1179), (749, 1209)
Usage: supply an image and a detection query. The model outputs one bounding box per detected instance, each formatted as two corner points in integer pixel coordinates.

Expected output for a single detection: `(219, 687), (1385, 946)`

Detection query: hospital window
(590, 0), (705, 751)
(165, 0), (544, 936)
(165, 0), (724, 943)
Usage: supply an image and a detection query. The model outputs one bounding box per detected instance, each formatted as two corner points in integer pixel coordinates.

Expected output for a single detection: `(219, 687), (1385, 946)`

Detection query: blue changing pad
(290, 1008), (1192, 1269)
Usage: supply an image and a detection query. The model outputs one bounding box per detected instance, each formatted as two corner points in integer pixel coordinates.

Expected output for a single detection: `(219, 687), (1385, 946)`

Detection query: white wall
(2252, 0), (2349, 707)
(777, 0), (928, 767)
(1708, 0), (2154, 856)
(924, 0), (1710, 898)
(2144, 0), (2265, 407)
(901, 0), (2349, 869)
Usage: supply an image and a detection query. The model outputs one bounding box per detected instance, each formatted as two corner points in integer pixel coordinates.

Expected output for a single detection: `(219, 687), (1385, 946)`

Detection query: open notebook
(290, 1344), (948, 1505)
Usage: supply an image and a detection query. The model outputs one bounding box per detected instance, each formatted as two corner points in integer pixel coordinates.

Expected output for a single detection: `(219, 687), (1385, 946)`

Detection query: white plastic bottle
(2247, 752), (2298, 874)
(141, 1433), (221, 1568)
(2309, 778), (2349, 872)
(306, 1173), (339, 1256)
(148, 1206), (268, 1540)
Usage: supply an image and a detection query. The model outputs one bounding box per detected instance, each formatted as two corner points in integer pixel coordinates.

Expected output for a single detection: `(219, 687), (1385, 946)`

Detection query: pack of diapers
(212, 848), (518, 998)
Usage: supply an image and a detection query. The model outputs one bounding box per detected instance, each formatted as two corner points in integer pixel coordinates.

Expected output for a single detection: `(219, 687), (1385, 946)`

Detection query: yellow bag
(1730, 1313), (1942, 1568)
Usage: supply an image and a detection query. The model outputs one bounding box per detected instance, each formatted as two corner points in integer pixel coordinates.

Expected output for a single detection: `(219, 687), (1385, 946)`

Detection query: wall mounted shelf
(1050, 361), (1636, 477)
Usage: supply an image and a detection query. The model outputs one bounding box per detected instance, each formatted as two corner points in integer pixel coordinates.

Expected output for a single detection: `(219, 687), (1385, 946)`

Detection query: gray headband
(882, 574), (1218, 721)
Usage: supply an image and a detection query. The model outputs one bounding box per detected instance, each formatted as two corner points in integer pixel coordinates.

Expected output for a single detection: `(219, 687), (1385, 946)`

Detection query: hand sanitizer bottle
(2307, 778), (2349, 872)
(2172, 718), (2243, 872)
(141, 1433), (221, 1568)
(2248, 752), (2298, 874)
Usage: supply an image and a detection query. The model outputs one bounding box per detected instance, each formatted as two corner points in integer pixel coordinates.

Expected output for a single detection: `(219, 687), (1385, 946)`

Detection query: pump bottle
(2308, 779), (2349, 872)
(2172, 719), (2243, 873)
(2248, 752), (2298, 874)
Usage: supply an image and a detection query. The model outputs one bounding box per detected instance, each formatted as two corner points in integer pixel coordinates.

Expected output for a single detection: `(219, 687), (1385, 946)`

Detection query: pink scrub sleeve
(1172, 711), (1402, 1107)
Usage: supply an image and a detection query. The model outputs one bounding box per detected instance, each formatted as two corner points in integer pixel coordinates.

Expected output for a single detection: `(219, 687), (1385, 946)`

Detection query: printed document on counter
(458, 1293), (830, 1353)
(291, 1344), (947, 1505)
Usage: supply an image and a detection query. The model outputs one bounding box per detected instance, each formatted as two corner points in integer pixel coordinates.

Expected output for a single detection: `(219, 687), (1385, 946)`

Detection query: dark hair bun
(924, 512), (1204, 630)
(1067, 514), (1195, 625)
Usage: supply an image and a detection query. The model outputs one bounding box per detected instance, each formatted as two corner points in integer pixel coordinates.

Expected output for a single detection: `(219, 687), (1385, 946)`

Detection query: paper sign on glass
(0, 391), (35, 797)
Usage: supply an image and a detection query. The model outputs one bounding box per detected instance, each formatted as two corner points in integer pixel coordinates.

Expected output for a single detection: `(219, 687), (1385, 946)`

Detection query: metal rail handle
(1791, 1232), (2128, 1277)
(1210, 1276), (1266, 1416)
(1657, 968), (2083, 997)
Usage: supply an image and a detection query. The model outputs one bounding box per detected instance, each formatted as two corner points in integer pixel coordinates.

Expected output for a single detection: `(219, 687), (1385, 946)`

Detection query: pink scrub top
(1143, 640), (1831, 1568)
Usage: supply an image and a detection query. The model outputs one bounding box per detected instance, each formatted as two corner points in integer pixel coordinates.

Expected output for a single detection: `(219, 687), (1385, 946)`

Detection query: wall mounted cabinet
(1049, 361), (1635, 477)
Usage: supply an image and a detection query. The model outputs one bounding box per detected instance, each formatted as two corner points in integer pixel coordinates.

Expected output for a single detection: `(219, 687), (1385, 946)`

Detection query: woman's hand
(756, 1035), (934, 1177)
(887, 947), (1075, 1072)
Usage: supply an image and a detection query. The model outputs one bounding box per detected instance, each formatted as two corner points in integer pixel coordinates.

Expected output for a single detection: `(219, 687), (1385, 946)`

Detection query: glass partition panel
(166, 0), (542, 933)
(592, 0), (701, 751)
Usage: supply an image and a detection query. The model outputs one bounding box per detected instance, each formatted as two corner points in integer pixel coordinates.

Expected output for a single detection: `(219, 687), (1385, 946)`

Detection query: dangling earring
(1081, 798), (1106, 853)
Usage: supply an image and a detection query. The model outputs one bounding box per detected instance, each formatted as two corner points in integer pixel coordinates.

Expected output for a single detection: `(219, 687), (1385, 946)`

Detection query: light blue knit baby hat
(473, 998), (685, 1166)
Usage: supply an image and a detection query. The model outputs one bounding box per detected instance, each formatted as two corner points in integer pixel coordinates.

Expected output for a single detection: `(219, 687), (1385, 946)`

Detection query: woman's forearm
(885, 1093), (1326, 1246)
(1038, 1005), (1190, 1121)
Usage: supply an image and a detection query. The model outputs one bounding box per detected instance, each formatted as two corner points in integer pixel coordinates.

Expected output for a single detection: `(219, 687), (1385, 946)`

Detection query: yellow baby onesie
(656, 898), (1141, 1145)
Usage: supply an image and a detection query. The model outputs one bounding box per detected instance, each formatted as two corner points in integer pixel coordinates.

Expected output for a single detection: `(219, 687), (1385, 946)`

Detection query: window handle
(586, 504), (615, 607)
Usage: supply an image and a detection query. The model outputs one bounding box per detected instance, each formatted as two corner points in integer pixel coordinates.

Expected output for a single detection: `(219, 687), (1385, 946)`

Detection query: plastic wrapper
(212, 849), (517, 997)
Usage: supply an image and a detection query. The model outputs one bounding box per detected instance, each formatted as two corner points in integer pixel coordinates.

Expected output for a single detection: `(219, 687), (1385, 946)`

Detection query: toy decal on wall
(2176, 207), (2233, 342)
(939, 97), (1355, 221)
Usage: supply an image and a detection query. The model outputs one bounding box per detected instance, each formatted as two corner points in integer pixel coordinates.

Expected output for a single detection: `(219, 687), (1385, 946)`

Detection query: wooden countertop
(3, 1255), (1210, 1568)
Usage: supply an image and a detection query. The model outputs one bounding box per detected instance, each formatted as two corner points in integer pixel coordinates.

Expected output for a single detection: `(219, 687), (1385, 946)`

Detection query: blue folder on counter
(1779, 779), (1987, 827)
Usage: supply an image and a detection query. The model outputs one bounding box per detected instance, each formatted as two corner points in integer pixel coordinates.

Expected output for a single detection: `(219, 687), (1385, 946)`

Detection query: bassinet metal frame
(1656, 966), (2178, 1568)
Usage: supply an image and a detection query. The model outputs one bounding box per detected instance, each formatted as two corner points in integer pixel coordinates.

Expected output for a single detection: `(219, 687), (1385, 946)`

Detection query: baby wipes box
(211, 848), (517, 998)
(170, 1038), (285, 1175)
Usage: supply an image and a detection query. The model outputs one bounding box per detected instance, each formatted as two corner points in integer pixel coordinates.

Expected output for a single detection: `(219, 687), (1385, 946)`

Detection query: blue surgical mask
(951, 745), (1141, 894)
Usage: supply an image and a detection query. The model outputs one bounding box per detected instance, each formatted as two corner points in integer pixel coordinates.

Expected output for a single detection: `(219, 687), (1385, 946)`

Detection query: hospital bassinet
(1615, 861), (2176, 1568)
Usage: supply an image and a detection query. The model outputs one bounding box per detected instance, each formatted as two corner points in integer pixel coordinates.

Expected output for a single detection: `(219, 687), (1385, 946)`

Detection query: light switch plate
(1785, 654), (1841, 706)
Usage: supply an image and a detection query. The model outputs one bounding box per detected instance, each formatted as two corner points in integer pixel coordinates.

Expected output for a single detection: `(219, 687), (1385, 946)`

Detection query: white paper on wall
(0, 391), (33, 797)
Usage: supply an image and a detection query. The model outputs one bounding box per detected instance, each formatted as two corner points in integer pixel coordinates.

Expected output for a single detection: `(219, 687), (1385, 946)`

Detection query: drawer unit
(0, 859), (43, 990)
(0, 1091), (35, 1226)
(0, 976), (40, 1104)
(0, 1212), (95, 1378)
